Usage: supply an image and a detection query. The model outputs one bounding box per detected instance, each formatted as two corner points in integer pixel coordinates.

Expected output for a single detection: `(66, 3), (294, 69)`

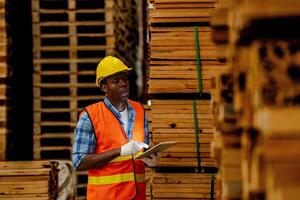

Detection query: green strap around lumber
(194, 26), (202, 97)
(193, 100), (201, 172)
(193, 26), (203, 171)
(210, 174), (215, 200)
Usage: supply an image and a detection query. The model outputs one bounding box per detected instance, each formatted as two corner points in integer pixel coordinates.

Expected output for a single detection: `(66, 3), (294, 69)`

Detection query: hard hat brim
(97, 68), (132, 86)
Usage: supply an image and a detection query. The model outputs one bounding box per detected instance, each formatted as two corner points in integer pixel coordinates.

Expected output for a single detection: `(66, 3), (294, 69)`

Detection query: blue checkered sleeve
(144, 116), (149, 145)
(72, 111), (96, 169)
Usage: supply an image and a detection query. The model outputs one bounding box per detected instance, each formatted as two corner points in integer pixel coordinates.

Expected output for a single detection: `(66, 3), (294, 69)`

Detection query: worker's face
(101, 73), (129, 102)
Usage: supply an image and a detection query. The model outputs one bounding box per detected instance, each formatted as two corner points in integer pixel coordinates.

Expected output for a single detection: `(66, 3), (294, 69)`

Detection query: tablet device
(135, 141), (178, 159)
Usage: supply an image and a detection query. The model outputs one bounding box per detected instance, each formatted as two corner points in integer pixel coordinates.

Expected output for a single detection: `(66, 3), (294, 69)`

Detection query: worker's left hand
(142, 153), (157, 167)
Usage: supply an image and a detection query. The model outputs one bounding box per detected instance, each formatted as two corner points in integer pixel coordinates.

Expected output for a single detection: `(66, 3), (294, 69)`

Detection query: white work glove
(142, 153), (158, 167)
(120, 141), (149, 157)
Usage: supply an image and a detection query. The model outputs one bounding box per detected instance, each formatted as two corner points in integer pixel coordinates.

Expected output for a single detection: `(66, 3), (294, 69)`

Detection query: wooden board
(149, 0), (216, 24)
(0, 160), (59, 199)
(152, 172), (220, 199)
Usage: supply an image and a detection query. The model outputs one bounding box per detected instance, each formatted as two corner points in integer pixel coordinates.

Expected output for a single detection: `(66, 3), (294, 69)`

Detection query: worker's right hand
(120, 141), (149, 157)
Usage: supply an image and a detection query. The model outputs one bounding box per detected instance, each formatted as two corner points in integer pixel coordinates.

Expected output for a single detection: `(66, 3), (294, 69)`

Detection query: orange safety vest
(84, 100), (146, 200)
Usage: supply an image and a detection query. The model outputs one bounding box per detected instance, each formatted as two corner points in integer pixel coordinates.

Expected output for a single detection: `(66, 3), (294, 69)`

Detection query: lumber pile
(0, 0), (9, 161)
(0, 160), (75, 200)
(148, 26), (226, 94)
(151, 99), (216, 167)
(147, 0), (222, 167)
(152, 172), (219, 199)
(0, 160), (60, 200)
(149, 0), (216, 24)
(147, 0), (224, 199)
(211, 0), (300, 199)
(148, 0), (226, 95)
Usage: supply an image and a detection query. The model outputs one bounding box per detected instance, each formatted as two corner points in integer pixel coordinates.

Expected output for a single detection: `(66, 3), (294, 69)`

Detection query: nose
(119, 77), (128, 87)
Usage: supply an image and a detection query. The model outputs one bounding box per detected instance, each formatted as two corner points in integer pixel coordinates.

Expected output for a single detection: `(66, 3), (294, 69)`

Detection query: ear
(100, 84), (107, 93)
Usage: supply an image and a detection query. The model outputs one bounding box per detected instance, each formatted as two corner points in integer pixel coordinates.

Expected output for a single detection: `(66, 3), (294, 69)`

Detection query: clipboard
(135, 141), (178, 159)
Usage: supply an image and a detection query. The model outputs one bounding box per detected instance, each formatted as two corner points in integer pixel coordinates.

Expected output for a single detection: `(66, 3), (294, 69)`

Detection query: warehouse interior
(0, 0), (300, 199)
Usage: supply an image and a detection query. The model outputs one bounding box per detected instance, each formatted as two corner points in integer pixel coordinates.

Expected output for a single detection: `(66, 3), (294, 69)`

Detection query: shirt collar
(103, 97), (135, 119)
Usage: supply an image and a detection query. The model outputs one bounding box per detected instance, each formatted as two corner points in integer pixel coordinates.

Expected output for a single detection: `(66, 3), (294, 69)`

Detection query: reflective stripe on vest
(88, 173), (145, 185)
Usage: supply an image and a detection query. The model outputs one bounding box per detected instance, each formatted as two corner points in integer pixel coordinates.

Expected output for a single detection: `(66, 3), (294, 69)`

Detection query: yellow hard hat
(96, 56), (132, 86)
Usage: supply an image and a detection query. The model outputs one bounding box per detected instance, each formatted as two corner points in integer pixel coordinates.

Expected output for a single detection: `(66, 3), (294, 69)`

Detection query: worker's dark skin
(76, 72), (129, 171)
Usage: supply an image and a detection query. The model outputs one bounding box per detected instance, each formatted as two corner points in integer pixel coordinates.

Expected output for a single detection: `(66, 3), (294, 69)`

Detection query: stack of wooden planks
(149, 0), (216, 24)
(151, 99), (217, 167)
(0, 160), (60, 200)
(263, 135), (300, 200)
(211, 70), (242, 199)
(152, 172), (219, 199)
(211, 0), (300, 199)
(213, 125), (243, 199)
(0, 0), (8, 161)
(147, 0), (226, 96)
(148, 27), (225, 94)
(147, 0), (223, 198)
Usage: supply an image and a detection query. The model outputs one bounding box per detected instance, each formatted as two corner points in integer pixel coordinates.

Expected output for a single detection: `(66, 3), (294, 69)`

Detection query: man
(72, 56), (157, 200)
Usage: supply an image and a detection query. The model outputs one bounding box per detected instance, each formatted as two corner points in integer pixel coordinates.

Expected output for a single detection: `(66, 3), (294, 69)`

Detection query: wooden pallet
(32, 1), (115, 200)
(32, 0), (113, 160)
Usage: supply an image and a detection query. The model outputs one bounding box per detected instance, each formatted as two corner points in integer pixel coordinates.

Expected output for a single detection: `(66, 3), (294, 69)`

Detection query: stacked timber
(147, 0), (223, 199)
(212, 71), (243, 199)
(152, 172), (219, 200)
(149, 0), (216, 24)
(0, 0), (9, 161)
(149, 26), (225, 94)
(247, 40), (300, 199)
(0, 160), (60, 200)
(151, 99), (216, 167)
(211, 0), (300, 199)
(148, 0), (226, 95)
(31, 0), (114, 199)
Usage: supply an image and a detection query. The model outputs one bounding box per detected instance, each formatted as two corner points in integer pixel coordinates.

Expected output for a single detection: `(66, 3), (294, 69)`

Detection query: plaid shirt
(72, 98), (149, 169)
